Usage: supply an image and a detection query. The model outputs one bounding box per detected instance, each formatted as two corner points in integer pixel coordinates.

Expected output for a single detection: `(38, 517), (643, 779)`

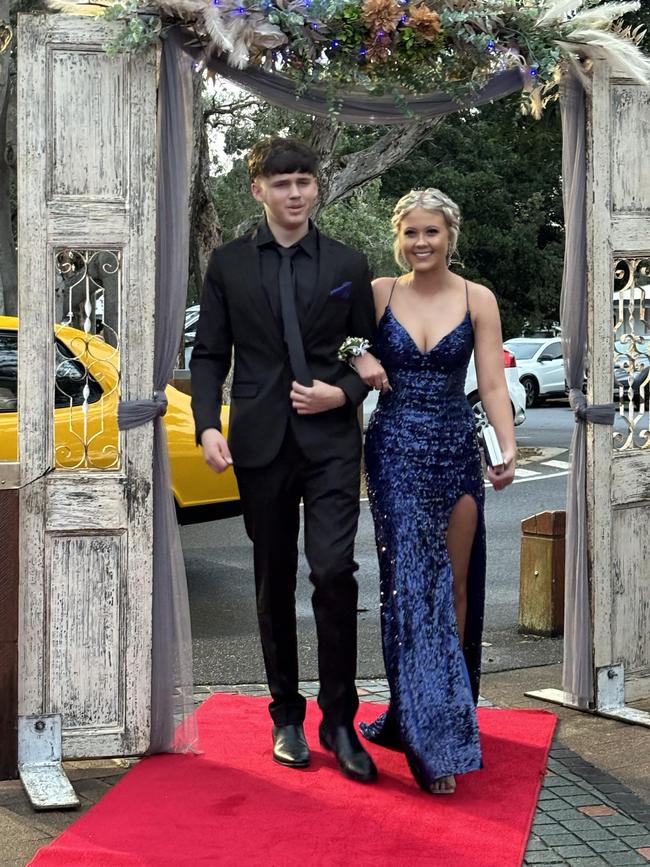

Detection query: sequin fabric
(360, 304), (486, 789)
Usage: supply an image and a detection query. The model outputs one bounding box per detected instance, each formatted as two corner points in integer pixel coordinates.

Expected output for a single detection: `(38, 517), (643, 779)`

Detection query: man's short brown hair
(247, 137), (319, 183)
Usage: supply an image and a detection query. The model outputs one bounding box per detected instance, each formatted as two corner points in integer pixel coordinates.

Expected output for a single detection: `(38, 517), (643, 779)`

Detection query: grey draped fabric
(559, 70), (615, 709)
(179, 31), (525, 125)
(118, 29), (198, 753)
(568, 388), (615, 425)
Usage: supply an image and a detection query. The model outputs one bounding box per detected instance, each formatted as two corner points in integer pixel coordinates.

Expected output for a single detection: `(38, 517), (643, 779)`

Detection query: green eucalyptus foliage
(103, 0), (161, 56)
(99, 0), (649, 115)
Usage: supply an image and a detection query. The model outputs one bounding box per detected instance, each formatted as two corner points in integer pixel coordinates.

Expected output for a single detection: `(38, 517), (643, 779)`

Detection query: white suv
(504, 337), (565, 408)
(362, 346), (527, 428)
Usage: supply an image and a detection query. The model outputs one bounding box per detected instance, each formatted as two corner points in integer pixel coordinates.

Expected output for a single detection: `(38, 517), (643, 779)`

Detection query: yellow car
(0, 316), (240, 523)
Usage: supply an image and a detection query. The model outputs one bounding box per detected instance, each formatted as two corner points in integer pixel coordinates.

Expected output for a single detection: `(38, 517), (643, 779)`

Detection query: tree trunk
(305, 114), (443, 218)
(188, 74), (221, 304)
(307, 116), (342, 210)
(0, 1), (16, 316)
(318, 117), (444, 215)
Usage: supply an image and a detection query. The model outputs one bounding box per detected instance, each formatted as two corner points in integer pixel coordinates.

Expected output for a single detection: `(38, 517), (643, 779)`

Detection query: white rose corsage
(337, 336), (371, 367)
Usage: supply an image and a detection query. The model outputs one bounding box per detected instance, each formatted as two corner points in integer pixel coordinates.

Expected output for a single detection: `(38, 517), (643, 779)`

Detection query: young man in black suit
(190, 137), (378, 783)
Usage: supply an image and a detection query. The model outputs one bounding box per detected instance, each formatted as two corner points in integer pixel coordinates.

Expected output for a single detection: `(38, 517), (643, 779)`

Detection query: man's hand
(351, 352), (390, 392)
(200, 427), (233, 473)
(290, 380), (346, 415)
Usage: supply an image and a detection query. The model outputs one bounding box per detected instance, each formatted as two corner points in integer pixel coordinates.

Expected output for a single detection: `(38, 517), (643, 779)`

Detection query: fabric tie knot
(153, 390), (169, 417)
(118, 391), (168, 430)
(568, 387), (615, 425)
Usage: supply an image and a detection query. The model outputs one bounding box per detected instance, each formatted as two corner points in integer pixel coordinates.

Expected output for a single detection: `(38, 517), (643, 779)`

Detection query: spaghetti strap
(464, 280), (470, 315)
(387, 277), (399, 306)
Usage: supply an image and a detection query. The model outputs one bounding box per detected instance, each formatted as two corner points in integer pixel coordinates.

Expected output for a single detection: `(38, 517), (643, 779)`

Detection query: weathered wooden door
(17, 13), (157, 765)
(588, 60), (650, 713)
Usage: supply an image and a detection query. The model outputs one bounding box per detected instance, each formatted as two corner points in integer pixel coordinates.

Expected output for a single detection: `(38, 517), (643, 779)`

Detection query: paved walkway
(1, 666), (649, 866)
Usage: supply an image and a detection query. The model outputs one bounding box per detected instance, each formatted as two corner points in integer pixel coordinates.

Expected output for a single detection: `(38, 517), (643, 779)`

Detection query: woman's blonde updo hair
(392, 188), (461, 272)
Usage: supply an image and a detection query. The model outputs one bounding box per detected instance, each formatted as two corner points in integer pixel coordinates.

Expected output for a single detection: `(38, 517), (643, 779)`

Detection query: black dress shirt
(255, 219), (319, 324)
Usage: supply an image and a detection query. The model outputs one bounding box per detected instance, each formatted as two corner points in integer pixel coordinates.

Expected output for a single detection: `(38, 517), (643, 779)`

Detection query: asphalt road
(183, 406), (576, 685)
(515, 398), (575, 449)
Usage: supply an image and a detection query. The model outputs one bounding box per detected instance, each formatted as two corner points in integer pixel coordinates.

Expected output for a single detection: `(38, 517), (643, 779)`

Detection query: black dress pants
(234, 427), (361, 727)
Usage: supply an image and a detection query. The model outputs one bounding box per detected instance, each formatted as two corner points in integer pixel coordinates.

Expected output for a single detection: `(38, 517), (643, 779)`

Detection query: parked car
(362, 346), (527, 428)
(0, 316), (240, 524)
(614, 363), (650, 409)
(183, 304), (200, 369)
(185, 304), (200, 333)
(503, 337), (566, 407)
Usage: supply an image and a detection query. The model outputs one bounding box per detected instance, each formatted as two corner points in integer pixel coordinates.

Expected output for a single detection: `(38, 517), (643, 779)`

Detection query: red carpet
(29, 696), (555, 867)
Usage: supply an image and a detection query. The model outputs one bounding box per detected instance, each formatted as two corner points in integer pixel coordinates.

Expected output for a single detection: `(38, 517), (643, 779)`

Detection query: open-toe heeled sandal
(429, 775), (456, 795)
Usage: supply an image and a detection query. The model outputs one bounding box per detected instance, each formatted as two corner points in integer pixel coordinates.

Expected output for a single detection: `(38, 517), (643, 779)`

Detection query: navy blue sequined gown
(360, 291), (485, 790)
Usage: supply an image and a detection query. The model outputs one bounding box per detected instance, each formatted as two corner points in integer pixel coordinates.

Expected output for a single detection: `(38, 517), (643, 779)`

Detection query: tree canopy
(208, 89), (563, 338)
(381, 94), (564, 337)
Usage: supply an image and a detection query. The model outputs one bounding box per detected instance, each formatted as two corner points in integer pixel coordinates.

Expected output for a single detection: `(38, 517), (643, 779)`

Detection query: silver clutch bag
(478, 420), (504, 468)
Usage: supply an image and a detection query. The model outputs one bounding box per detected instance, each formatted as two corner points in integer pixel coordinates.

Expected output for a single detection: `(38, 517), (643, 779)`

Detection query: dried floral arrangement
(50, 1), (650, 116)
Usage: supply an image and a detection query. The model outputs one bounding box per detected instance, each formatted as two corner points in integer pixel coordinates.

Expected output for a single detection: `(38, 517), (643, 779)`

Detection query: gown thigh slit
(447, 493), (480, 645)
(360, 302), (486, 790)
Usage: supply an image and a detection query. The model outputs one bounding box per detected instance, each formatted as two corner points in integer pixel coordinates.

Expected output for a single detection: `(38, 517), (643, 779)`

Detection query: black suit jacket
(190, 228), (376, 469)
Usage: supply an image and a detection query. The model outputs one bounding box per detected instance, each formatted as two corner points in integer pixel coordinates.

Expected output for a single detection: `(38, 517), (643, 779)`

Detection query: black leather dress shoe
(272, 724), (310, 768)
(319, 724), (378, 783)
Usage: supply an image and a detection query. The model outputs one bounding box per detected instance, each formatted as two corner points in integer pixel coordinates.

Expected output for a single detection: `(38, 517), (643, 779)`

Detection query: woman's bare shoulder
(466, 279), (498, 313)
(372, 276), (398, 294)
(372, 275), (398, 305)
(369, 276), (398, 323)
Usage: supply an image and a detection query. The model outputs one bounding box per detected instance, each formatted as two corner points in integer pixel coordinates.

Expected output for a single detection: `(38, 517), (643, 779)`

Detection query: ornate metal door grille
(54, 248), (122, 470)
(613, 256), (650, 451)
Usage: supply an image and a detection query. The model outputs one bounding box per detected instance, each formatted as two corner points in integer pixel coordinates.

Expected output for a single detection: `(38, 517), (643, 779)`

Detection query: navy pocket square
(329, 281), (352, 300)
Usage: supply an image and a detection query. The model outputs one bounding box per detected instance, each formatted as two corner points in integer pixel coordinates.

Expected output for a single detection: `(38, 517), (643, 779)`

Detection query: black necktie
(278, 246), (312, 387)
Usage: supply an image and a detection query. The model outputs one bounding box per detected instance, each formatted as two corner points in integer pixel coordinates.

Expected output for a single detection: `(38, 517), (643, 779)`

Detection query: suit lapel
(235, 236), (284, 346)
(302, 234), (337, 340)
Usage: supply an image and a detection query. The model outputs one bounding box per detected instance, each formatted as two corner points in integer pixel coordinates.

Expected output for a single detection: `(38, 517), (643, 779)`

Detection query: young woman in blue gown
(351, 189), (516, 794)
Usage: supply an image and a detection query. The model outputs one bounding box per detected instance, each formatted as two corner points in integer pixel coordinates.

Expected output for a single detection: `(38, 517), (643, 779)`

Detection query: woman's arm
(352, 351), (388, 391)
(349, 277), (394, 391)
(472, 283), (516, 491)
